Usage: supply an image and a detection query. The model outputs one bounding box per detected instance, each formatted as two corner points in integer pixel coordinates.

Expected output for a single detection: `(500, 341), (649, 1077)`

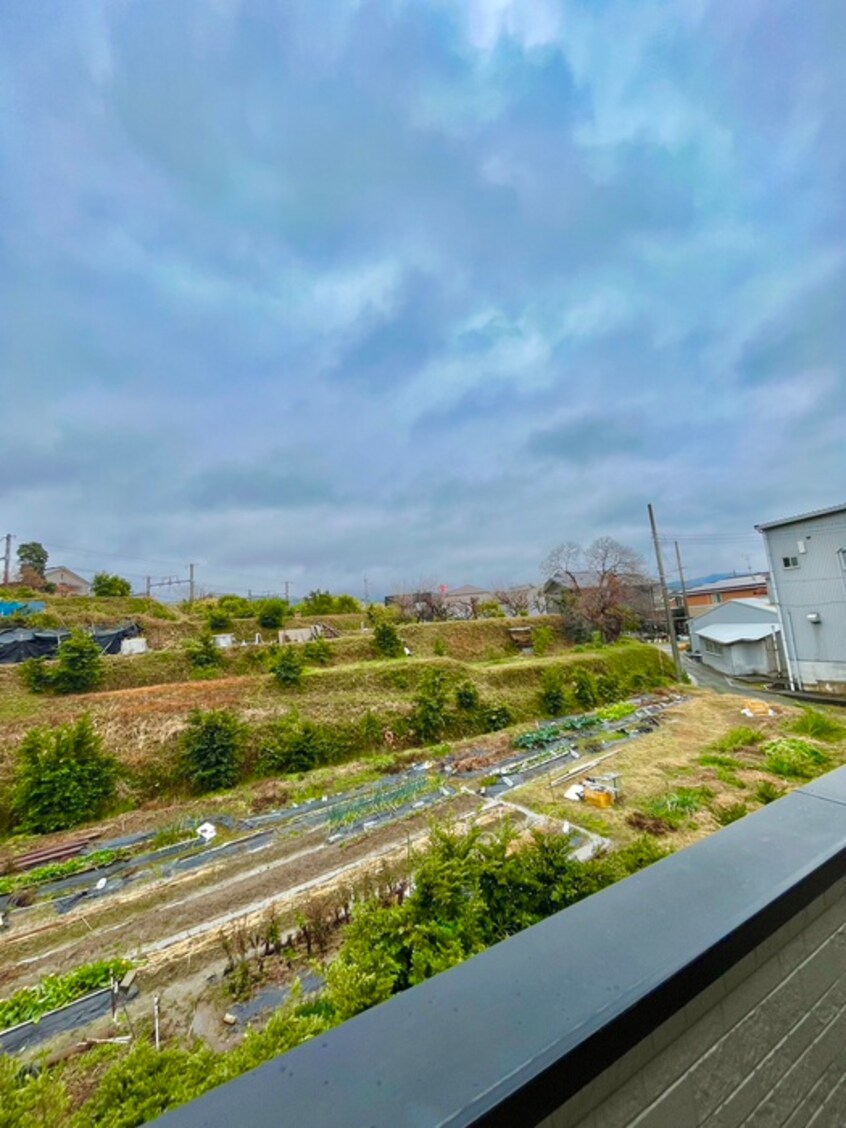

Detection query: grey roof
(726, 598), (777, 612)
(697, 622), (780, 645)
(446, 584), (490, 597)
(685, 573), (768, 596)
(755, 502), (846, 532)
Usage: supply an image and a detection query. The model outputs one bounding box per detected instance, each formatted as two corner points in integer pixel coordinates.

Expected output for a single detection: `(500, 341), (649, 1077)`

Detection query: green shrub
(788, 709), (846, 743)
(373, 620), (403, 658)
(455, 681), (481, 710)
(432, 637), (447, 657)
(257, 599), (291, 629)
(763, 738), (830, 780)
(185, 630), (224, 670)
(483, 704), (515, 731)
(217, 594), (254, 618)
(595, 672), (621, 703)
(298, 590), (360, 615)
(0, 1053), (68, 1125)
(571, 666), (598, 710)
(531, 626), (554, 657)
(539, 668), (568, 715)
(20, 631), (106, 695)
(303, 638), (332, 666)
(410, 669), (450, 742)
(91, 572), (132, 597)
(270, 645), (304, 688)
(12, 715), (118, 834)
(182, 709), (244, 793)
(206, 607), (233, 631)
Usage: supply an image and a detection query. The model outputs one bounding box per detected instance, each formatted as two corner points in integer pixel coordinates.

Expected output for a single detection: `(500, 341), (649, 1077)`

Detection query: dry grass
(511, 690), (840, 850)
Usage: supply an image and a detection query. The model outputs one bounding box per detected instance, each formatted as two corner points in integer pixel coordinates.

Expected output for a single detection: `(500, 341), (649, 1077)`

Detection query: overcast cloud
(1, 0), (844, 598)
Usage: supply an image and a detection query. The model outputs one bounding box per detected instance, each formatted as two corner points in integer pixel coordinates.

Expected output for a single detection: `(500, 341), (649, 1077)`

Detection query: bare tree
(541, 537), (651, 642)
(493, 584), (533, 617)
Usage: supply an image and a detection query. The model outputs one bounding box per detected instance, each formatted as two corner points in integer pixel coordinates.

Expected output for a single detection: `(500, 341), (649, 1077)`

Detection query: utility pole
(2, 534), (11, 586)
(283, 580), (291, 603)
(188, 563), (195, 605)
(363, 575), (369, 606)
(145, 576), (151, 598)
(648, 504), (682, 679)
(674, 541), (690, 626)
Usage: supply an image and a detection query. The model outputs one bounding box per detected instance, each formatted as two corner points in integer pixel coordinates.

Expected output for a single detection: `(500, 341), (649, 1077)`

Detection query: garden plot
(444, 694), (685, 797)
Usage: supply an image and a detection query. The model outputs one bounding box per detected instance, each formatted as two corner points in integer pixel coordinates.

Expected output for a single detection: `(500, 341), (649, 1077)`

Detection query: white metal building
(688, 598), (782, 678)
(756, 502), (846, 693)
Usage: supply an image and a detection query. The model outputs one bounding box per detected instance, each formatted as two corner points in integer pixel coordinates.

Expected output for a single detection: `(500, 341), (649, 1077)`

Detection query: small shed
(689, 599), (782, 677)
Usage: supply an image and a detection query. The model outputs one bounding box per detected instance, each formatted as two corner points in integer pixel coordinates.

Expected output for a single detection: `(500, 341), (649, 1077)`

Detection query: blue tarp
(0, 601), (45, 617)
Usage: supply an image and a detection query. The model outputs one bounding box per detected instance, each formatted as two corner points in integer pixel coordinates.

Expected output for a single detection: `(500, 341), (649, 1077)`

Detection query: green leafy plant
(0, 848), (123, 896)
(12, 715), (117, 834)
(594, 701), (635, 722)
(0, 958), (132, 1031)
(763, 738), (830, 780)
(182, 709), (244, 793)
(432, 637), (447, 657)
(270, 645), (304, 687)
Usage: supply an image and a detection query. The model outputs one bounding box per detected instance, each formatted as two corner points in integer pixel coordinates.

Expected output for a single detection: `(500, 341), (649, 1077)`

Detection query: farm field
(3, 604), (846, 1126)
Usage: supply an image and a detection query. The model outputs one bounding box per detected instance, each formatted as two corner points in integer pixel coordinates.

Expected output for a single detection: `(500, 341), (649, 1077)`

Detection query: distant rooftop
(755, 502), (846, 532)
(685, 573), (769, 596)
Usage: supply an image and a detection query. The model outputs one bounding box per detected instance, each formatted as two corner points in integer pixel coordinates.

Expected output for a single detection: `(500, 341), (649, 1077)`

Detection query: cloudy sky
(1, 0), (844, 599)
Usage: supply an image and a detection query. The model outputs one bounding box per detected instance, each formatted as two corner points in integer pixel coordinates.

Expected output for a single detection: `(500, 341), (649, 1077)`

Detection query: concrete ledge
(154, 768), (846, 1128)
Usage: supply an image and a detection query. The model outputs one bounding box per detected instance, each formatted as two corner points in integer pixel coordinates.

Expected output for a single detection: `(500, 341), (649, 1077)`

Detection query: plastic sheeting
(0, 623), (139, 664)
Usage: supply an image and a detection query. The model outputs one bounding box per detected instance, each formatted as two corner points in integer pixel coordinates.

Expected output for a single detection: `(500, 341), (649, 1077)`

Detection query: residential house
(677, 574), (770, 619)
(43, 566), (91, 596)
(756, 503), (846, 694)
(688, 598), (783, 678)
(541, 571), (663, 629)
